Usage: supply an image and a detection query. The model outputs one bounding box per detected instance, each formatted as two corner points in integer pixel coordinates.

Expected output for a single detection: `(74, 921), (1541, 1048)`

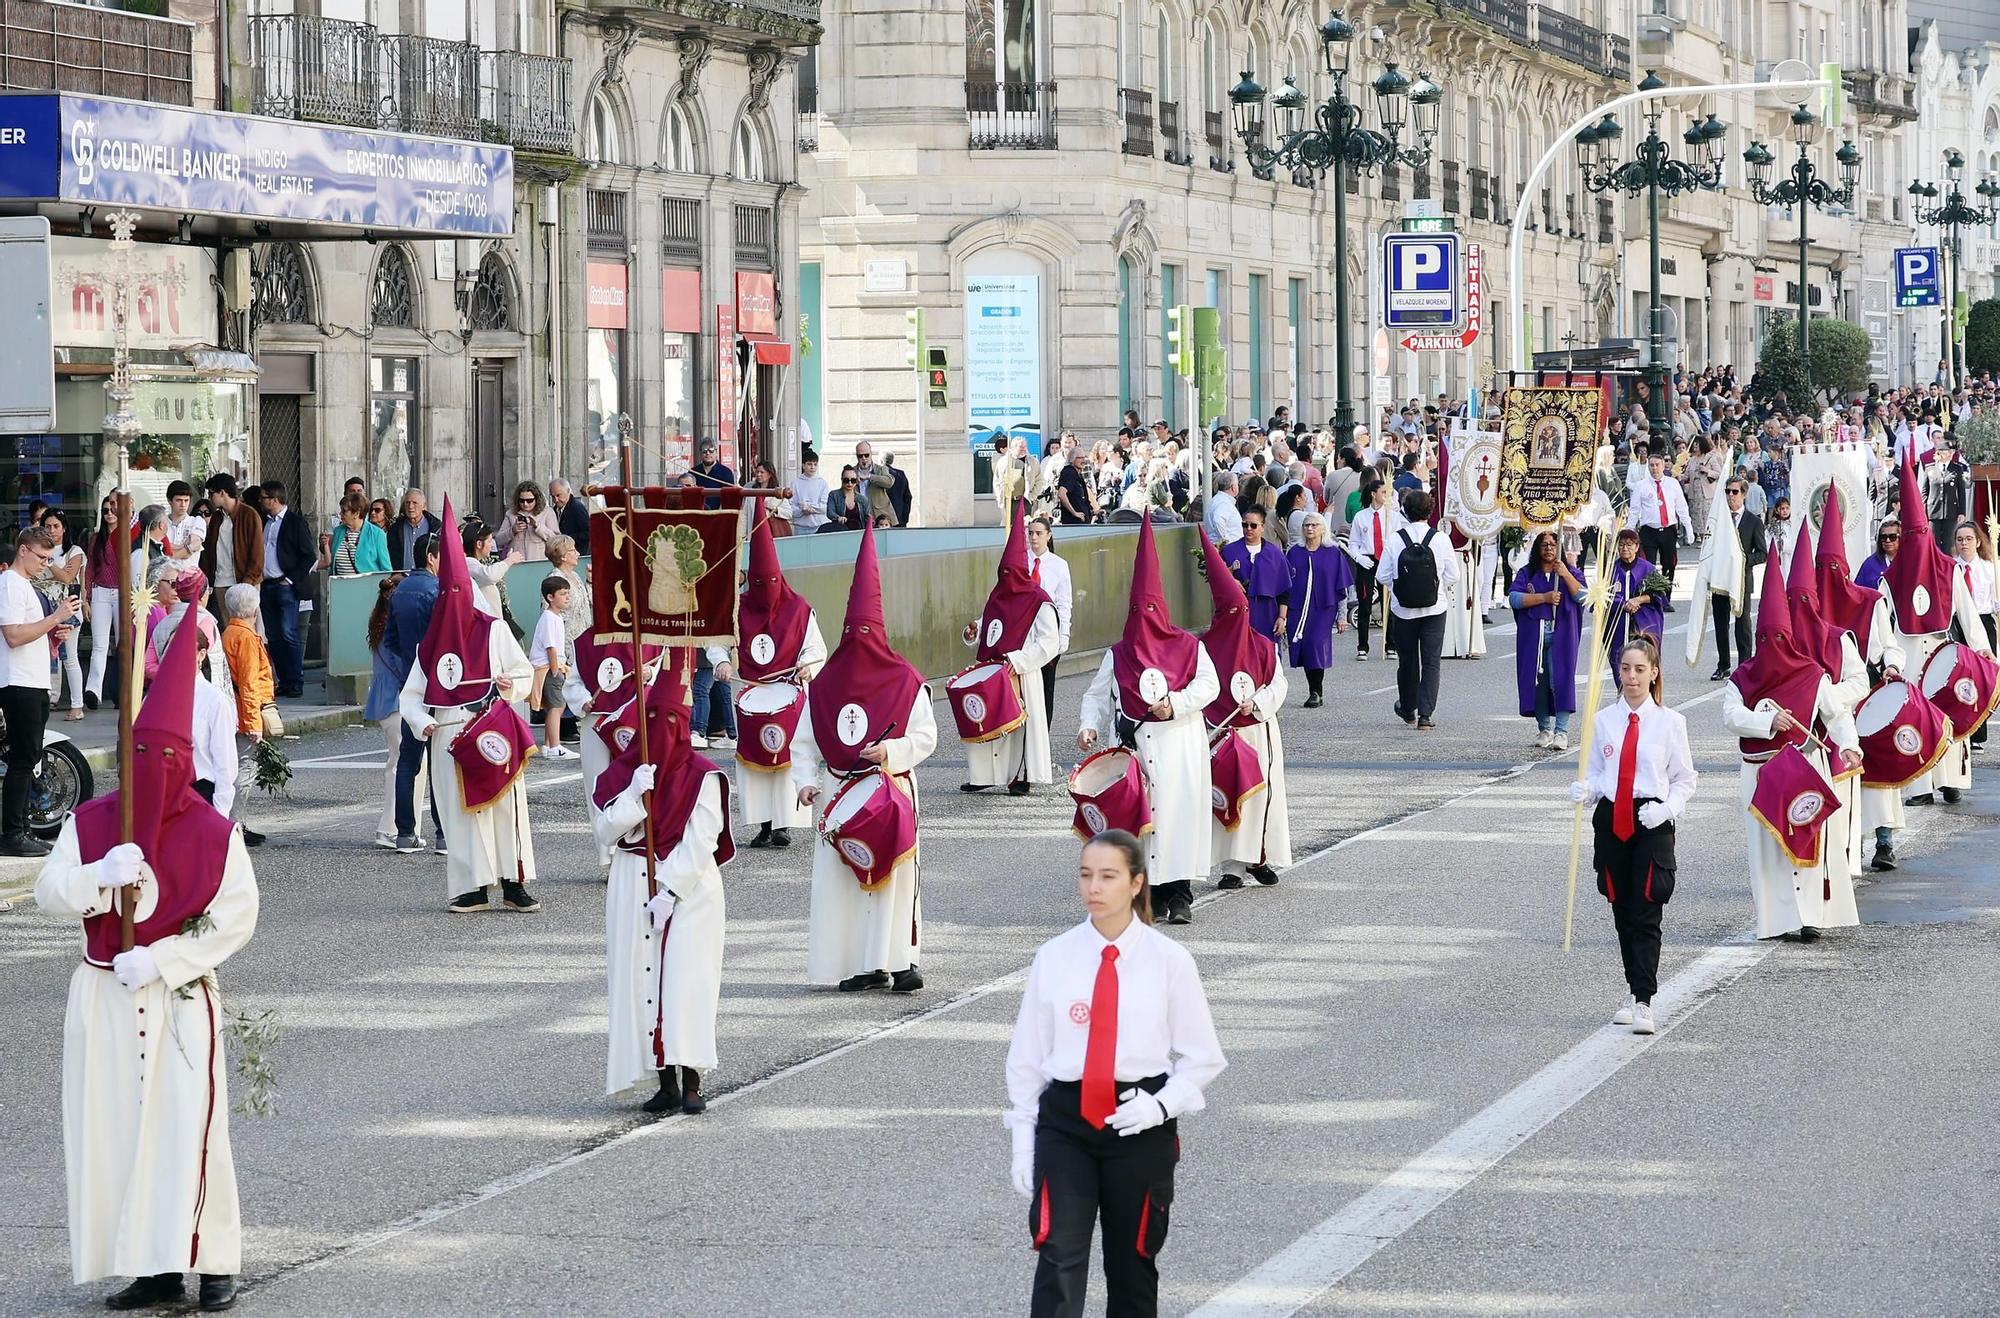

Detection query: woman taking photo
(1005, 830), (1226, 1317)
(34, 509), (88, 721)
(494, 481), (559, 561)
(82, 496), (125, 709)
(1569, 638), (1697, 1034)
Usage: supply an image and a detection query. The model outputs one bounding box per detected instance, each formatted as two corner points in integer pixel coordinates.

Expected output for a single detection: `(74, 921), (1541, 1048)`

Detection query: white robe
(36, 824), (259, 1283)
(1880, 572), (1990, 796)
(1721, 674), (1860, 938)
(1858, 599), (1912, 833)
(791, 690), (939, 983)
(596, 773), (728, 1094)
(734, 613), (829, 829)
(1821, 634), (1870, 889)
(398, 623), (539, 901)
(962, 602), (1061, 787)
(562, 664), (616, 867)
(1441, 541), (1487, 658)
(1078, 647), (1220, 888)
(1211, 666), (1293, 871)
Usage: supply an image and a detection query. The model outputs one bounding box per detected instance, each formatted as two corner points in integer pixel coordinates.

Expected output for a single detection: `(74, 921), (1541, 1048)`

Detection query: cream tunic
(562, 663), (616, 868)
(1857, 597), (1912, 834)
(1721, 674), (1860, 938)
(1211, 665), (1294, 871)
(734, 613), (829, 829)
(1441, 540), (1488, 659)
(962, 602), (1061, 787)
(36, 824), (259, 1283)
(1078, 647), (1221, 888)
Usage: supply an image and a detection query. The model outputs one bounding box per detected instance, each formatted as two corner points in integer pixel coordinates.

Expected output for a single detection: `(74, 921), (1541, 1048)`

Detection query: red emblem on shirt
(1068, 1001), (1091, 1025)
(1602, 744), (1615, 759)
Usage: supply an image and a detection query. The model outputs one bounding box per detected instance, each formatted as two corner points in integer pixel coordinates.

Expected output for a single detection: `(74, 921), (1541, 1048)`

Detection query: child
(530, 574), (577, 760)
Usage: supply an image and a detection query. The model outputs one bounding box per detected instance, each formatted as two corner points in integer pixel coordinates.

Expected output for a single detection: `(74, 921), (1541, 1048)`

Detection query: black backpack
(1392, 528), (1440, 610)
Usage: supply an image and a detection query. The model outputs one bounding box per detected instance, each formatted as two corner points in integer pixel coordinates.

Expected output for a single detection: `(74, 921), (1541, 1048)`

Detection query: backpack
(1392, 528), (1440, 610)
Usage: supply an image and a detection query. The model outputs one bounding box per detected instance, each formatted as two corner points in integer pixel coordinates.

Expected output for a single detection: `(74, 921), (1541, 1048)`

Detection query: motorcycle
(0, 708), (94, 838)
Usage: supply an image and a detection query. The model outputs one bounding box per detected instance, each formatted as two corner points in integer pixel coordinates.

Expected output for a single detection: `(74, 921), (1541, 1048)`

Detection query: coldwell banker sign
(0, 94), (513, 237)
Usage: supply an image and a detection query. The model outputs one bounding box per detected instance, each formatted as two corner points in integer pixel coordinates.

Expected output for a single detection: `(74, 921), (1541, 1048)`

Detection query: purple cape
(1607, 555), (1664, 659)
(1284, 542), (1352, 670)
(1222, 538), (1294, 641)
(1509, 562), (1585, 716)
(1855, 553), (1890, 591)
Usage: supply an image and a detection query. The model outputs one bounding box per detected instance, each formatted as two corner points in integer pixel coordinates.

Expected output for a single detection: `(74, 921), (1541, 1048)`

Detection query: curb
(76, 705), (366, 776)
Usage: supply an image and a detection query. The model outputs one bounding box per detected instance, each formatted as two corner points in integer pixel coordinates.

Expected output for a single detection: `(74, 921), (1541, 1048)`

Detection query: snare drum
(1854, 680), (1952, 789)
(1067, 748), (1151, 842)
(1208, 727), (1267, 830)
(1919, 641), (1999, 740)
(947, 662), (1026, 744)
(735, 681), (806, 770)
(820, 769), (917, 891)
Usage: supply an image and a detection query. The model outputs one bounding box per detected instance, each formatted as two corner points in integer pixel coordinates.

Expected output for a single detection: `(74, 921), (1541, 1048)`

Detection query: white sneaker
(1551, 731), (1570, 753)
(1612, 995), (1636, 1025)
(690, 733), (710, 748)
(541, 745), (579, 761)
(1631, 1002), (1657, 1034)
(1534, 729), (1554, 749)
(709, 735), (735, 749)
(374, 832), (398, 850)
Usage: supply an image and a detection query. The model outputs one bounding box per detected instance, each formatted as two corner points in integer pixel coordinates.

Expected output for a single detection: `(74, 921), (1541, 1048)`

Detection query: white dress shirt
(1347, 504), (1401, 569)
(262, 508), (285, 580)
(1377, 523), (1462, 620)
(1005, 917), (1227, 1133)
(1204, 491), (1243, 545)
(1580, 696), (1698, 819)
(192, 674), (239, 819)
(1627, 474), (1691, 534)
(1955, 555), (1998, 615)
(1028, 548), (1072, 650)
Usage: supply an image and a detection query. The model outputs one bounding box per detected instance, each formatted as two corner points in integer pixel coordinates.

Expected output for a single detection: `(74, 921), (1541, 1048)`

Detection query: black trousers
(1040, 659), (1059, 734)
(1389, 613), (1446, 719)
(1304, 667), (1325, 699)
(1591, 798), (1676, 1002)
(0, 684), (47, 839)
(1030, 1077), (1177, 1318)
(1353, 564), (1378, 654)
(1710, 590), (1752, 671)
(1639, 525), (1679, 583)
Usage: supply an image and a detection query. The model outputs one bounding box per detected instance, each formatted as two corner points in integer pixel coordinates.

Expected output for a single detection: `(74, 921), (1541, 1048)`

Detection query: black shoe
(240, 828), (266, 848)
(1356, 649), (1369, 660)
(106, 1274), (183, 1310)
(500, 880), (541, 912)
(0, 834), (51, 857)
(959, 782), (990, 793)
(1941, 786), (1963, 804)
(1906, 792), (1936, 806)
(1216, 873), (1244, 890)
(83, 691), (99, 711)
(1709, 668), (1728, 682)
(891, 966), (924, 994)
(1302, 694), (1322, 709)
(838, 970), (890, 992)
(198, 1275), (237, 1312)
(1798, 926), (1822, 943)
(642, 1068), (682, 1114)
(1164, 898), (1193, 926)
(748, 823), (773, 848)
(448, 890), (492, 913)
(1417, 716), (1437, 731)
(680, 1067), (707, 1114)
(1008, 778), (1031, 797)
(768, 827), (791, 848)
(1249, 864), (1280, 886)
(1661, 601), (1676, 613)
(1870, 844), (1897, 872)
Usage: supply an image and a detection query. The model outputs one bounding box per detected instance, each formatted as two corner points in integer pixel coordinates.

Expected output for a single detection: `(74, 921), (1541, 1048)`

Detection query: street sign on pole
(1894, 247), (1940, 307)
(1382, 232), (1460, 329)
(1401, 242), (1482, 351)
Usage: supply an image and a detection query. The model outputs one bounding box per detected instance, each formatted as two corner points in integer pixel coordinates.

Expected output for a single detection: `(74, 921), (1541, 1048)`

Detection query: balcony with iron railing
(1120, 87), (1153, 157)
(1204, 109), (1230, 172)
(1847, 71), (1917, 122)
(1606, 33), (1632, 82)
(966, 80), (1057, 150)
(1533, 5), (1602, 71)
(797, 79), (818, 153)
(2, 0), (193, 104)
(1159, 99), (1190, 165)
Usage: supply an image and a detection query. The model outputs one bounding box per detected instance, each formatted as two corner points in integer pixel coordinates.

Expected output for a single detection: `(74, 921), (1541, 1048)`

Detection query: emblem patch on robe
(985, 617), (1005, 648)
(476, 731), (511, 765)
(836, 703), (869, 746)
(1230, 671), (1254, 703)
(596, 657), (625, 691)
(750, 633), (776, 666)
(1138, 668), (1168, 703)
(962, 692), (988, 724)
(436, 652), (464, 689)
(1912, 585), (1931, 616)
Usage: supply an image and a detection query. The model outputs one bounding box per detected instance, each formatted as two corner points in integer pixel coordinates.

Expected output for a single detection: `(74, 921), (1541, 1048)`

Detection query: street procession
(5, 2), (2000, 1314)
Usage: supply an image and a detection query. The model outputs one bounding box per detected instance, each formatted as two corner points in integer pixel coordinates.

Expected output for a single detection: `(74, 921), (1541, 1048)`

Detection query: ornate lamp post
(1744, 104), (1859, 397)
(1909, 148), (1998, 388)
(1228, 16), (1442, 448)
(1576, 72), (1727, 433)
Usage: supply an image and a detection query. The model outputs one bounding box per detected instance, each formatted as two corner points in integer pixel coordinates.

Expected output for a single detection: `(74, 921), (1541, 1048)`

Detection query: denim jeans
(261, 580), (303, 692)
(1532, 627), (1571, 734)
(395, 721), (441, 839)
(689, 665), (737, 737)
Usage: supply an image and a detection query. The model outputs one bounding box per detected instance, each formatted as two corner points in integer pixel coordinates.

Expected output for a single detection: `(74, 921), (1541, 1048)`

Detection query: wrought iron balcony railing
(966, 80), (1057, 151)
(1119, 87), (1153, 158)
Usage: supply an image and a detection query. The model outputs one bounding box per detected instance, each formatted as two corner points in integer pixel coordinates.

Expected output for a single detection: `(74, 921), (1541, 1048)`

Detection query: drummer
(791, 525), (939, 993)
(1077, 519), (1219, 926)
(1721, 549), (1861, 942)
(1814, 494), (1911, 871)
(1198, 529), (1291, 889)
(734, 500), (827, 848)
(959, 501), (1061, 796)
(1784, 535), (1868, 920)
(564, 632), (660, 868)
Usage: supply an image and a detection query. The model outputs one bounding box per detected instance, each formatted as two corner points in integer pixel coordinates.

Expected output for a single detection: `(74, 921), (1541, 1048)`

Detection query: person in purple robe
(1220, 509), (1293, 642)
(1854, 521), (1896, 590)
(1606, 528), (1664, 669)
(1284, 510), (1352, 707)
(1508, 530), (1587, 750)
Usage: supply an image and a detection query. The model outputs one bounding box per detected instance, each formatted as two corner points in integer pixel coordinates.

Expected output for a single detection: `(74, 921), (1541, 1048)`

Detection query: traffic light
(1166, 304), (1194, 379)
(1192, 306), (1225, 426)
(904, 307), (926, 371)
(926, 346), (949, 409)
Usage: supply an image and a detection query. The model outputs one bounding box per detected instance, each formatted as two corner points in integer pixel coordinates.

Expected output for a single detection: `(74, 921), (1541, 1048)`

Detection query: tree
(1755, 314), (1874, 408)
(1966, 299), (2000, 377)
(1753, 315), (1812, 407)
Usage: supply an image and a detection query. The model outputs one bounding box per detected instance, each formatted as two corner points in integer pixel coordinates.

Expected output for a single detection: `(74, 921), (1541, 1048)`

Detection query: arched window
(370, 246), (416, 329)
(1203, 16), (1227, 120)
(662, 102), (697, 172)
(965, 0), (1038, 86)
(585, 89), (623, 165)
(254, 241), (314, 326)
(468, 253), (515, 333)
(1154, 5), (1177, 107)
(733, 117), (767, 181)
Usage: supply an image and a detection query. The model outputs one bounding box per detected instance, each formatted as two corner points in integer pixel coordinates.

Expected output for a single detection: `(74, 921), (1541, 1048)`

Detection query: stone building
(1908, 21), (2000, 383)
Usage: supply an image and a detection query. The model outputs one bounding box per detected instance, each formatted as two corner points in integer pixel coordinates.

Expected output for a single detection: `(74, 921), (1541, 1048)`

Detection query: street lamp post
(1576, 72), (1727, 434)
(1744, 104), (1859, 400)
(1228, 16), (1442, 450)
(1908, 148), (1999, 389)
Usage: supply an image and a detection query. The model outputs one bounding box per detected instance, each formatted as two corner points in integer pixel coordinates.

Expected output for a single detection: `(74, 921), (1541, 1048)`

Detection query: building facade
(1909, 22), (2000, 384)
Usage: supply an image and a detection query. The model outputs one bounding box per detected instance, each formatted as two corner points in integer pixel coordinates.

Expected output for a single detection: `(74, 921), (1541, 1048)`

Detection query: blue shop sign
(0, 94), (513, 237)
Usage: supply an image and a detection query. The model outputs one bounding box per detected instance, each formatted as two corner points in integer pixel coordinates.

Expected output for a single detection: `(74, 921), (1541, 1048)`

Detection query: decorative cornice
(747, 44), (784, 111)
(591, 0), (821, 48)
(599, 20), (640, 85)
(676, 34), (713, 102)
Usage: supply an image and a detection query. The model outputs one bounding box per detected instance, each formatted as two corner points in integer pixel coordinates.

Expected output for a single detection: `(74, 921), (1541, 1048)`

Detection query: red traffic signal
(927, 368), (948, 388)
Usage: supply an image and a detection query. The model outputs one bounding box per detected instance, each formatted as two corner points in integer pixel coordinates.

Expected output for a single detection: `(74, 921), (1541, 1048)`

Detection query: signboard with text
(51, 236), (217, 349)
(716, 303), (738, 470)
(585, 262), (628, 330)
(1402, 242), (1481, 351)
(1382, 232), (1459, 329)
(1894, 247), (1940, 308)
(964, 273), (1042, 451)
(735, 270), (777, 337)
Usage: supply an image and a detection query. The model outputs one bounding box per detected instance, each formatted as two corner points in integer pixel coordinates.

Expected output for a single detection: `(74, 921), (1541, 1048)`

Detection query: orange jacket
(221, 617), (275, 734)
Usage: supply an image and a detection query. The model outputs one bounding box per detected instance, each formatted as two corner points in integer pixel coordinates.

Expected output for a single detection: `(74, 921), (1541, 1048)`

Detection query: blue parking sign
(1894, 247), (1939, 308)
(1383, 233), (1459, 328)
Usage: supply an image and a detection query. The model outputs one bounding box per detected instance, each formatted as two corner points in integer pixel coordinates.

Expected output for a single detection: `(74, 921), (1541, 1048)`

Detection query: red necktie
(1373, 514), (1383, 558)
(1080, 945), (1120, 1128)
(1654, 480), (1668, 528)
(1613, 711), (1640, 842)
(1030, 556), (1041, 585)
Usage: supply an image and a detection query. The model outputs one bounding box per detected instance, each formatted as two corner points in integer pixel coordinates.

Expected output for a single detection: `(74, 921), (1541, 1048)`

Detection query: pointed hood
(975, 499), (1053, 662)
(1730, 541), (1825, 755)
(1813, 487), (1877, 652)
(1786, 527), (1845, 674)
(739, 497), (812, 682)
(417, 496), (496, 708)
(1110, 518), (1201, 721)
(593, 652), (734, 865)
(1882, 443), (1957, 633)
(807, 523), (925, 775)
(1197, 527), (1276, 728)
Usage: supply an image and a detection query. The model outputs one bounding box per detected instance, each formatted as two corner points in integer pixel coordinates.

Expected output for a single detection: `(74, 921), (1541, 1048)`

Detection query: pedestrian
(495, 480), (559, 561)
(0, 527), (77, 855)
(1706, 477), (1766, 679)
(959, 501), (1060, 797)
(256, 481), (315, 700)
(852, 441), (896, 525)
(1077, 519), (1218, 926)
(1346, 477), (1398, 660)
(368, 498), (395, 535)
(549, 477), (591, 544)
(378, 542), (442, 855)
(789, 450), (831, 535)
(328, 493), (391, 576)
(463, 521), (521, 619)
(161, 479), (205, 562)
(82, 496), (127, 709)
(1509, 530), (1587, 751)
(1628, 452), (1690, 608)
(1004, 829), (1226, 1318)
(529, 574), (577, 760)
(593, 660), (734, 1114)
(791, 524), (938, 992)
(824, 465), (867, 531)
(1220, 509), (1291, 641)
(1284, 510), (1350, 707)
(386, 487), (442, 572)
(1606, 529), (1665, 663)
(1569, 636), (1695, 1034)
(691, 439), (738, 510)
(1378, 489), (1459, 730)
(33, 509), (87, 722)
(199, 474), (264, 636)
(1203, 471), (1243, 545)
(32, 616), (256, 1314)
(1055, 447), (1094, 526)
(688, 646), (736, 750)
(732, 502), (827, 848)
(1025, 515), (1072, 734)
(1198, 529), (1291, 889)
(364, 575), (410, 850)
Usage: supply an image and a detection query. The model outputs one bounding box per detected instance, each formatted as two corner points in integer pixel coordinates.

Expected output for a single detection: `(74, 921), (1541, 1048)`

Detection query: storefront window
(9, 375), (252, 526)
(586, 329), (624, 480)
(370, 356), (421, 496)
(663, 333), (698, 472)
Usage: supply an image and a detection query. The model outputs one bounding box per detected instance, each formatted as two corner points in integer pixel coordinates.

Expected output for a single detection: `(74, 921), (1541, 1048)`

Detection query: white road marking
(1185, 940), (1774, 1318)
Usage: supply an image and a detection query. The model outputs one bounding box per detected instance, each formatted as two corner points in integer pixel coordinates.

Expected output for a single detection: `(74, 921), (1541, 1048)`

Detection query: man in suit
(1709, 477), (1766, 679)
(200, 474), (264, 630)
(549, 479), (590, 544)
(257, 481), (318, 699)
(387, 487), (443, 572)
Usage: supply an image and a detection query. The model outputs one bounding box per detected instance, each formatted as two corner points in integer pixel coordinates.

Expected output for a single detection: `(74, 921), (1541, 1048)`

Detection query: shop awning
(746, 337), (793, 367)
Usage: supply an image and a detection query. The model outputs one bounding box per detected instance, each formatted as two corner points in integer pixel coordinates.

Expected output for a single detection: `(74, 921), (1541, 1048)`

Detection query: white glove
(630, 764), (658, 796)
(646, 890), (676, 932)
(99, 842), (145, 892)
(1009, 1130), (1035, 1199)
(1569, 781), (1592, 805)
(111, 946), (160, 992)
(1106, 1088), (1167, 1138)
(1638, 802), (1671, 830)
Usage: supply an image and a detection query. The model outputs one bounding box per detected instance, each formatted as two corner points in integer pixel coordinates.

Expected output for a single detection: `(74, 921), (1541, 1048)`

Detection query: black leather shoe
(499, 881), (541, 912)
(1906, 792), (1936, 806)
(768, 827), (791, 848)
(1798, 926), (1822, 943)
(1941, 786), (1963, 804)
(240, 828), (266, 848)
(1216, 873), (1244, 890)
(891, 966), (924, 993)
(83, 691), (99, 711)
(838, 970), (890, 992)
(1709, 668), (1728, 682)
(1164, 899), (1193, 926)
(680, 1067), (707, 1113)
(959, 782), (989, 793)
(1008, 778), (1031, 796)
(642, 1068), (682, 1113)
(0, 834), (51, 858)
(105, 1273), (182, 1310)
(747, 823), (772, 849)
(198, 1275), (237, 1312)
(1249, 864), (1280, 886)
(1870, 844), (1897, 872)
(1302, 694), (1322, 708)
